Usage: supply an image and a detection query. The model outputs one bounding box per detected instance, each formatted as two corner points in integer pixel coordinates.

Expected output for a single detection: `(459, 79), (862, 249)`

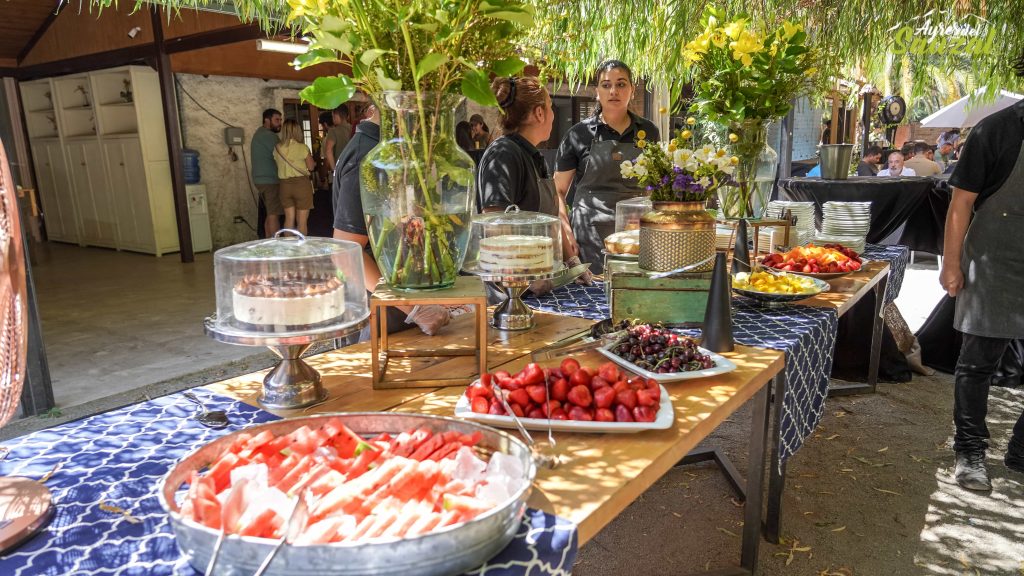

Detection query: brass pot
(639, 201), (716, 272)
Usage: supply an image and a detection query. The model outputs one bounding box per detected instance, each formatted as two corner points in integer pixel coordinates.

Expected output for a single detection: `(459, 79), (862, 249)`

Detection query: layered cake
(478, 235), (554, 274)
(232, 271), (346, 329)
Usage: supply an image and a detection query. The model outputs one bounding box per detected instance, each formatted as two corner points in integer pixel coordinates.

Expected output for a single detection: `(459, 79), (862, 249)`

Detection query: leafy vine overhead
(97, 1), (1024, 107)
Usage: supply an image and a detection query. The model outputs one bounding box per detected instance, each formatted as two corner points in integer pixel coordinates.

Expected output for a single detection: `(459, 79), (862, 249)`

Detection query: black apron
(570, 140), (643, 274)
(955, 141), (1024, 338)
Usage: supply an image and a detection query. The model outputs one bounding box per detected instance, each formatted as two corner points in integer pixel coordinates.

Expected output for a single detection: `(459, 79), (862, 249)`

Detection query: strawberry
(509, 403), (525, 418)
(466, 381), (490, 400)
(480, 373), (493, 387)
(590, 376), (610, 390)
(560, 358), (581, 375)
(567, 385), (593, 408)
(616, 389), (638, 410)
(549, 368), (564, 380)
(551, 378), (570, 402)
(633, 405), (657, 423)
(550, 408), (568, 420)
(614, 404), (634, 422)
(493, 370), (511, 381)
(598, 362), (621, 383)
(568, 406), (593, 421)
(595, 408), (615, 422)
(645, 383), (661, 403)
(526, 407), (545, 419)
(526, 385), (547, 404)
(612, 380), (630, 394)
(488, 401), (504, 415)
(543, 400), (561, 417)
(470, 396), (489, 414)
(593, 386), (616, 409)
(569, 368), (591, 388)
(636, 389), (657, 407)
(521, 363), (545, 386)
(507, 388), (530, 407)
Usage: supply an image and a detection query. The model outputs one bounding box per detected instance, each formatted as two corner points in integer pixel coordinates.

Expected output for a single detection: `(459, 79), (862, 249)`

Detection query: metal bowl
(732, 276), (830, 306)
(158, 413), (537, 576)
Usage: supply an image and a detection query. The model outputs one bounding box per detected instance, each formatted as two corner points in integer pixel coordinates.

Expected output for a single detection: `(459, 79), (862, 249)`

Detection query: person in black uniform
(477, 76), (586, 293)
(941, 52), (1024, 491)
(553, 60), (660, 274)
(332, 98), (450, 335)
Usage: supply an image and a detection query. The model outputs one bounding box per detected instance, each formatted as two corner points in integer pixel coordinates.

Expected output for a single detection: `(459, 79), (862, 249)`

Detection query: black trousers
(954, 333), (1024, 453)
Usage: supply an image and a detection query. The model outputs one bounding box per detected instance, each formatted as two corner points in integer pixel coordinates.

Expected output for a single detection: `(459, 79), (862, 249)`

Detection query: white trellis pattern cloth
(0, 389), (577, 576)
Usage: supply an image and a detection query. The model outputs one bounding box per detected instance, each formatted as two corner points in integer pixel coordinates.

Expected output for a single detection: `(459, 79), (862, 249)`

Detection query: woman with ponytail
(477, 76), (587, 292)
(553, 60), (659, 274)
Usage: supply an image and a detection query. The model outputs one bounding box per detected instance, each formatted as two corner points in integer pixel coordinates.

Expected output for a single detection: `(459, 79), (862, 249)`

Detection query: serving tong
(490, 383), (560, 469)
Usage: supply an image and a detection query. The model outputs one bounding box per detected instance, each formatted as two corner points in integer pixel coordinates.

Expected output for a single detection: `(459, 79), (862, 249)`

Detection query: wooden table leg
(741, 379), (771, 572)
(764, 370), (787, 544)
(866, 274), (889, 394)
(370, 305), (381, 386)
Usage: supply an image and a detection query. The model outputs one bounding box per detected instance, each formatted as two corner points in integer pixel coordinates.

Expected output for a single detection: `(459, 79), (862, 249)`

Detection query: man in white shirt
(878, 151), (917, 177)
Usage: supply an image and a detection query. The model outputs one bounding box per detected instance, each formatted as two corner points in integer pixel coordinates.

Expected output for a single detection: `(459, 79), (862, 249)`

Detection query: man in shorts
(251, 108), (283, 237)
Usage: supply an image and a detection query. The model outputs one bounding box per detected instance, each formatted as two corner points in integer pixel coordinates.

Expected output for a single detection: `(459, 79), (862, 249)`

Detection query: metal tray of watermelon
(158, 413), (536, 576)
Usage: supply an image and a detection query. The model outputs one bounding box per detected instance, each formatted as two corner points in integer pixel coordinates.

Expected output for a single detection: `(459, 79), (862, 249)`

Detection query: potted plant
(620, 123), (736, 272)
(287, 0), (533, 290)
(684, 7), (818, 219)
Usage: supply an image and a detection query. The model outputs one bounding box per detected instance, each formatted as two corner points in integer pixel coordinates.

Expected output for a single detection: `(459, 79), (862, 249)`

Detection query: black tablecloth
(897, 179), (951, 255)
(779, 177), (937, 244)
(916, 295), (1024, 383)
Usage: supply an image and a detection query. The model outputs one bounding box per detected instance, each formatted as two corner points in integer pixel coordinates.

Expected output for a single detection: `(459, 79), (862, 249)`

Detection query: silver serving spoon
(252, 492), (310, 576)
(491, 383), (559, 469)
(182, 391), (229, 429)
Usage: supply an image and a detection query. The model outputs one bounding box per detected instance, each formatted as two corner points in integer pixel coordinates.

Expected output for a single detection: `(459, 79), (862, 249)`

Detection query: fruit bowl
(158, 413), (536, 576)
(758, 257), (870, 280)
(732, 274), (830, 306)
(759, 243), (863, 279)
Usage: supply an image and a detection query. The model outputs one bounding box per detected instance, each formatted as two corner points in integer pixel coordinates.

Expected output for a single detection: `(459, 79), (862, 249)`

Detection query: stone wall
(175, 73), (307, 248)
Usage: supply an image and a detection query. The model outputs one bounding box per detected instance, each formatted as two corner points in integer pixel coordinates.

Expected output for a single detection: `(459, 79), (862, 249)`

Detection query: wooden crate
(608, 260), (712, 327)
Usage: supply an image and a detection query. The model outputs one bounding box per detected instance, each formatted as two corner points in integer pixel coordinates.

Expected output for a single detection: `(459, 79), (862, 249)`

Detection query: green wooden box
(607, 259), (712, 327)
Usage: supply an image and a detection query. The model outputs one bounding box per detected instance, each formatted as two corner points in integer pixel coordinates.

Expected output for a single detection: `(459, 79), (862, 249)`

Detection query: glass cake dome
(463, 206), (562, 276)
(615, 196), (652, 233)
(210, 232), (369, 335)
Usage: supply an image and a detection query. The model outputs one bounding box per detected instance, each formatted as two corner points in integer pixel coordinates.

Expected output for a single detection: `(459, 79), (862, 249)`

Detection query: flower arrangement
(683, 8), (817, 124)
(285, 0), (534, 289)
(619, 121), (738, 203)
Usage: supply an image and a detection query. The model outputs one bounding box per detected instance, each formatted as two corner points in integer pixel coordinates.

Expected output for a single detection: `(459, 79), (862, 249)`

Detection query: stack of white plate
(760, 201), (817, 248)
(716, 225), (736, 250)
(818, 201), (871, 253)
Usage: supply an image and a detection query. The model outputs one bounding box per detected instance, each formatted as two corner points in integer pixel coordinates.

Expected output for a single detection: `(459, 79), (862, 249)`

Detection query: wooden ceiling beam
(16, 2), (65, 65)
(163, 23), (267, 54)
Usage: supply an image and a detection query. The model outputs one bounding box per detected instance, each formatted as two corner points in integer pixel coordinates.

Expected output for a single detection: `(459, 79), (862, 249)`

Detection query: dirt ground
(574, 371), (1024, 576)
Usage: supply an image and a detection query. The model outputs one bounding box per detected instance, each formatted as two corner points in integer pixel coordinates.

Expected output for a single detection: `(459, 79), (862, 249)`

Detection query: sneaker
(955, 451), (992, 491)
(1006, 441), (1024, 474)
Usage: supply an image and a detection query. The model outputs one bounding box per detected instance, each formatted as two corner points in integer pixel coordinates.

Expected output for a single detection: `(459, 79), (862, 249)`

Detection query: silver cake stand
(204, 314), (369, 410)
(464, 264), (588, 330)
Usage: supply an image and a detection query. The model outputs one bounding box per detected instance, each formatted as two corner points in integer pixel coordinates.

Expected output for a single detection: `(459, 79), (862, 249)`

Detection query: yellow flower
(730, 156), (739, 165)
(730, 31), (762, 66)
(682, 49), (702, 64)
(637, 140), (647, 149)
(637, 130), (647, 140)
(658, 106), (667, 114)
(781, 21), (802, 40)
(724, 19), (747, 40)
(686, 117), (696, 126)
(668, 141), (677, 152)
(681, 129), (693, 140)
(728, 133), (739, 142)
(716, 148), (728, 157)
(710, 28), (728, 48)
(804, 67), (818, 77)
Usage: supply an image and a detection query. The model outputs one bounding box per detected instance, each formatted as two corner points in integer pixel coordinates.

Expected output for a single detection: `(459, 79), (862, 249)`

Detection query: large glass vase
(718, 119), (778, 220)
(361, 92), (475, 290)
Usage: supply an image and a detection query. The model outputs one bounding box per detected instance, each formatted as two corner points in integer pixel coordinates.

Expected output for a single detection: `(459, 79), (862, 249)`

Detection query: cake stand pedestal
(465, 264), (589, 331)
(204, 317), (368, 410)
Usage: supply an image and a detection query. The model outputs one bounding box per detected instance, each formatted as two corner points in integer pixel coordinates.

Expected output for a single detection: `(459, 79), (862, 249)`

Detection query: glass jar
(464, 206), (562, 275)
(361, 91), (475, 290)
(615, 196), (653, 232)
(211, 231), (369, 334)
(718, 119), (778, 220)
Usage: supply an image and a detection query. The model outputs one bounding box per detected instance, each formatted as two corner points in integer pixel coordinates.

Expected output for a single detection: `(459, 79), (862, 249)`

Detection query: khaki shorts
(279, 176), (315, 210)
(255, 183), (283, 215)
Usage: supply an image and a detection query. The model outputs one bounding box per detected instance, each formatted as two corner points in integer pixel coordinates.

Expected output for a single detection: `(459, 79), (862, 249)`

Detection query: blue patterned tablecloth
(524, 243), (907, 467)
(0, 389), (577, 576)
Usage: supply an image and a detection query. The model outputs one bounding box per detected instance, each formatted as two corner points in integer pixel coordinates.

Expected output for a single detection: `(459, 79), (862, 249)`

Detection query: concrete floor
(30, 242), (268, 410)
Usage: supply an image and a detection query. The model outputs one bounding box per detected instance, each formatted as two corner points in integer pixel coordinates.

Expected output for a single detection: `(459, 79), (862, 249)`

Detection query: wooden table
(210, 313), (785, 575)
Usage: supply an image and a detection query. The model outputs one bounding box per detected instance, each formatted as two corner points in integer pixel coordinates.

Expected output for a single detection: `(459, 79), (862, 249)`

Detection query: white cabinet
(67, 140), (117, 248)
(31, 141), (79, 244)
(20, 66), (179, 256)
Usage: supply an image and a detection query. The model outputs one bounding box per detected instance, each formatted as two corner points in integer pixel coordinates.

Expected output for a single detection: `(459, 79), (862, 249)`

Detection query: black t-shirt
(477, 133), (548, 212)
(949, 100), (1024, 208)
(555, 112), (659, 202)
(332, 121), (381, 236)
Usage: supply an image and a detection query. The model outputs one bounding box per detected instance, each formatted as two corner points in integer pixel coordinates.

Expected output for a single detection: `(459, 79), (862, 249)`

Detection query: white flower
(713, 156), (733, 170)
(632, 164), (648, 177)
(672, 148), (693, 166)
(695, 145), (716, 163)
(698, 176), (711, 188)
(620, 160), (634, 178)
(720, 165), (735, 176)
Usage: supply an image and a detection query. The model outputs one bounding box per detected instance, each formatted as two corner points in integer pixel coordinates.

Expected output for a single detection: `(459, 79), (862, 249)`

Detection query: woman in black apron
(553, 60), (660, 274)
(478, 76), (580, 294)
